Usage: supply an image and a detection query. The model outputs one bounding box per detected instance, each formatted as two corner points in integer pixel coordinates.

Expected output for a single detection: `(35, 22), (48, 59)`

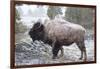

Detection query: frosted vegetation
(15, 4), (95, 65)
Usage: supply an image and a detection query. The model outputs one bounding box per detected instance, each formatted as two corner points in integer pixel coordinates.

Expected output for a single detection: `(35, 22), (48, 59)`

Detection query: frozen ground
(15, 38), (94, 65)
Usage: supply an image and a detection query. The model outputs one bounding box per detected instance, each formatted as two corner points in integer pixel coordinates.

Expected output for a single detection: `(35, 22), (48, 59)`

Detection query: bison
(29, 19), (87, 61)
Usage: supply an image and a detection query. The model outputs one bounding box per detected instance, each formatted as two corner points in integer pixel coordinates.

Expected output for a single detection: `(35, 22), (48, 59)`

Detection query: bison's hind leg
(59, 47), (64, 57)
(76, 40), (87, 61)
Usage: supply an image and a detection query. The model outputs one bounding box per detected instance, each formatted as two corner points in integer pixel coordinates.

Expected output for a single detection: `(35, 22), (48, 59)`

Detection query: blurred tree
(15, 8), (21, 20)
(47, 6), (63, 19)
(65, 7), (94, 29)
(15, 8), (27, 33)
(65, 7), (82, 24)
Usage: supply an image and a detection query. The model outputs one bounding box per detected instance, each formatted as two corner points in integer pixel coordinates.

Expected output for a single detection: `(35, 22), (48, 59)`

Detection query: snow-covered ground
(15, 33), (95, 65)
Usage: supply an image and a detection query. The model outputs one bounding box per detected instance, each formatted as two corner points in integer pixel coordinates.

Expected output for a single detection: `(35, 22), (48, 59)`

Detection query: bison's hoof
(79, 57), (83, 60)
(59, 54), (63, 57)
(84, 58), (87, 62)
(52, 56), (58, 59)
(52, 57), (56, 59)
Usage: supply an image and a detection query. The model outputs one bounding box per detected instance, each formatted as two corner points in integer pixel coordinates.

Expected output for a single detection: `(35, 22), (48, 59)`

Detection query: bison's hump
(44, 19), (86, 41)
(44, 19), (86, 33)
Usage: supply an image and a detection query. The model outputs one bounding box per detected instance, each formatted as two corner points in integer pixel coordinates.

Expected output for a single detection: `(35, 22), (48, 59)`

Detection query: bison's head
(29, 22), (45, 42)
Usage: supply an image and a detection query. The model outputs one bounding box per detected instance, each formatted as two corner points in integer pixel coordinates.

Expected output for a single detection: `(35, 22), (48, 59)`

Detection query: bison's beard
(42, 35), (53, 46)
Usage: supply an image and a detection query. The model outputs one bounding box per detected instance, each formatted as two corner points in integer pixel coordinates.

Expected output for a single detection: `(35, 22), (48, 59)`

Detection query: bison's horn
(37, 22), (41, 29)
(33, 22), (42, 30)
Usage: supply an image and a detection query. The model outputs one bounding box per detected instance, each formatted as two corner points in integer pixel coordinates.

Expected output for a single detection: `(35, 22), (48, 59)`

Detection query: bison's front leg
(52, 43), (61, 59)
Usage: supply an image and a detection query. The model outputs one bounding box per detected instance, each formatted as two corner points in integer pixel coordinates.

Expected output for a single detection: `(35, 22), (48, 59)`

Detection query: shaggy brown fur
(44, 19), (87, 61)
(29, 19), (87, 61)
